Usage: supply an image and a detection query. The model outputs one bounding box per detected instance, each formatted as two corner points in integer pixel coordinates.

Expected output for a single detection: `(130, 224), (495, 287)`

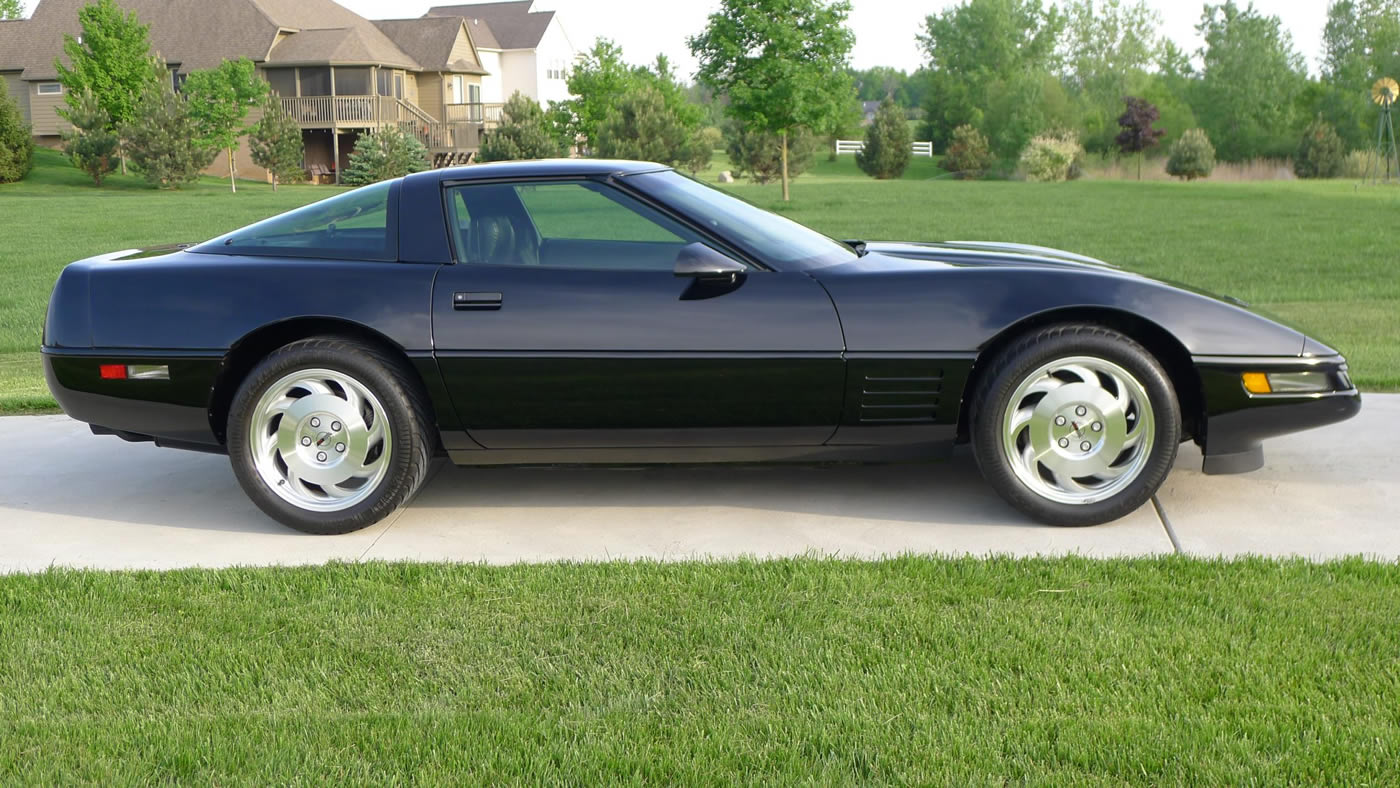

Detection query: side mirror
(674, 243), (747, 282)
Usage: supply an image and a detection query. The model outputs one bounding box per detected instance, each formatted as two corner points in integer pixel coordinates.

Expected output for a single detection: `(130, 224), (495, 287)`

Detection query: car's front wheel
(227, 337), (433, 534)
(970, 324), (1180, 526)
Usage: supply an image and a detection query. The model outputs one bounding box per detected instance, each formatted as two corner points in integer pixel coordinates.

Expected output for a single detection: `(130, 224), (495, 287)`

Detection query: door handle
(453, 292), (503, 311)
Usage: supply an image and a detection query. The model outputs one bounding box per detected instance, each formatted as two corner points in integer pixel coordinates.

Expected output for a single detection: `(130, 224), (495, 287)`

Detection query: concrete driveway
(2, 395), (1396, 572)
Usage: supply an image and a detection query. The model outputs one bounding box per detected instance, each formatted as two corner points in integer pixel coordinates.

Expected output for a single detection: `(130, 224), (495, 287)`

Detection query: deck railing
(278, 95), (411, 127)
(443, 102), (505, 126)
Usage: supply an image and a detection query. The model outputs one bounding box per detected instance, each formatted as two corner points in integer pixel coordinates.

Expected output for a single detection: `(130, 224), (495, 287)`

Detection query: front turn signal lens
(1241, 372), (1272, 394)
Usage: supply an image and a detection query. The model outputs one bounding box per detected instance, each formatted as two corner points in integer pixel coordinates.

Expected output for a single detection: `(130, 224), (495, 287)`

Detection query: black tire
(969, 324), (1180, 526)
(226, 337), (434, 535)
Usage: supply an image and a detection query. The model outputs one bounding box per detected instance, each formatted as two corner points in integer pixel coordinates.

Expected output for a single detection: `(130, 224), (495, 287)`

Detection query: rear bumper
(43, 348), (224, 450)
(1193, 354), (1360, 474)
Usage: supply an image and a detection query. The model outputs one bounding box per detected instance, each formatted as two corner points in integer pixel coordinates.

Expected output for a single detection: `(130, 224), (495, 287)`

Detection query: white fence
(835, 139), (934, 157)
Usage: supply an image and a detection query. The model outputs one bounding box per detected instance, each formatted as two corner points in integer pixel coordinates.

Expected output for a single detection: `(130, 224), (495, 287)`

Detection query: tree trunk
(228, 147), (237, 193)
(271, 175), (278, 192)
(780, 129), (790, 202)
(1137, 152), (1142, 181)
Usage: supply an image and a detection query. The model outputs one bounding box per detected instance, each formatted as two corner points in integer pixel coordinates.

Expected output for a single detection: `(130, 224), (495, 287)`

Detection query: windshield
(623, 171), (857, 270)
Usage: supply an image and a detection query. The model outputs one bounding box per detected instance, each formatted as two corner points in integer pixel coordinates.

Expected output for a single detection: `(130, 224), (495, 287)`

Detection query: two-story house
(0, 0), (570, 183)
(427, 1), (578, 109)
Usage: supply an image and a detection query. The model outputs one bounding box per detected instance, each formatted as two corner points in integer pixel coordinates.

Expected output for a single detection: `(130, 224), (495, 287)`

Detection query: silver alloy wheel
(248, 368), (393, 512)
(1000, 355), (1155, 506)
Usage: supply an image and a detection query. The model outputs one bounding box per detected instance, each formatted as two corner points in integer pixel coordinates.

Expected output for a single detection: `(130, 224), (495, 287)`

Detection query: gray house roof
(373, 17), (488, 74)
(425, 1), (554, 50)
(0, 0), (440, 80)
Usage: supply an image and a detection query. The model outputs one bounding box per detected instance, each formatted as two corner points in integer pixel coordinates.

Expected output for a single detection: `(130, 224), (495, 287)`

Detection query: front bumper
(1193, 354), (1360, 474)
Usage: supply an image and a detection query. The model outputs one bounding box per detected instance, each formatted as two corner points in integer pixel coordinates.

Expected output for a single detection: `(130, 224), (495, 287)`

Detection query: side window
(446, 180), (712, 272)
(199, 181), (396, 261)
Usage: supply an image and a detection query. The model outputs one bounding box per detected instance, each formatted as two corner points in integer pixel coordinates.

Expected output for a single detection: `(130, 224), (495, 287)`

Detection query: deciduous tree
(1114, 96), (1164, 179)
(0, 0), (24, 19)
(690, 0), (856, 200)
(916, 0), (1063, 152)
(1192, 2), (1307, 161)
(183, 57), (267, 192)
(55, 0), (161, 173)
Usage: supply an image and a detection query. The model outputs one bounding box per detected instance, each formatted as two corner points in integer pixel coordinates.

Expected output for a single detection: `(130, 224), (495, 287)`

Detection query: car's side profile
(43, 160), (1360, 534)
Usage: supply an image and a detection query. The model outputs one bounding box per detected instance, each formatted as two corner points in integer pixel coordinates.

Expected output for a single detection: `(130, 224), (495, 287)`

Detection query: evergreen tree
(342, 125), (427, 186)
(685, 126), (723, 175)
(60, 88), (119, 185)
(248, 94), (304, 190)
(1293, 116), (1346, 179)
(595, 84), (691, 165)
(856, 97), (913, 179)
(121, 79), (214, 189)
(479, 92), (562, 162)
(724, 122), (817, 184)
(0, 79), (33, 183)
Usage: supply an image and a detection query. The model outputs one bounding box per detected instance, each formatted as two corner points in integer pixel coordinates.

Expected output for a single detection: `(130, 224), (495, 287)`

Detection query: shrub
(479, 91), (562, 162)
(121, 80), (215, 189)
(248, 94), (305, 190)
(723, 122), (816, 185)
(342, 125), (428, 186)
(60, 88), (119, 185)
(1166, 128), (1216, 181)
(1293, 116), (1346, 179)
(685, 125), (722, 175)
(941, 124), (994, 180)
(595, 84), (692, 166)
(1342, 149), (1373, 179)
(1019, 130), (1084, 182)
(856, 97), (912, 179)
(0, 78), (34, 183)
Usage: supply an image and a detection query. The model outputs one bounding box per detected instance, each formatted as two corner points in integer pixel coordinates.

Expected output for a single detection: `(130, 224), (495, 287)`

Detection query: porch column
(333, 130), (340, 185)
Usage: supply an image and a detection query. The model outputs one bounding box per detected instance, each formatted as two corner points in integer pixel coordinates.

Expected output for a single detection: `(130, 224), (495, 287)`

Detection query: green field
(2, 557), (1397, 782)
(2, 149), (1397, 413)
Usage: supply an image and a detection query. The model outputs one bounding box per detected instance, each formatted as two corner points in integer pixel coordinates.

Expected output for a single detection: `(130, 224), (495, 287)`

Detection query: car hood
(860, 240), (1122, 273)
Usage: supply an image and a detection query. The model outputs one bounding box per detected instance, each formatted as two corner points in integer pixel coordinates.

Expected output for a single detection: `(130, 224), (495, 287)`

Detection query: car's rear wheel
(970, 324), (1180, 526)
(227, 337), (433, 535)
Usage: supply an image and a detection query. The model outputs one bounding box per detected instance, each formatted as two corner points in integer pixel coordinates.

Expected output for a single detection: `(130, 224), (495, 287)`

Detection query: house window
(450, 74), (464, 104)
(299, 67), (332, 97)
(376, 69), (393, 97)
(334, 67), (370, 96)
(394, 73), (404, 99)
(468, 83), (480, 105)
(171, 71), (187, 92)
(265, 69), (297, 97)
(36, 83), (62, 96)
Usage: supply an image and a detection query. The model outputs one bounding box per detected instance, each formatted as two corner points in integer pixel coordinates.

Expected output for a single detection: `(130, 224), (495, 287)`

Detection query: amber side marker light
(1241, 372), (1272, 394)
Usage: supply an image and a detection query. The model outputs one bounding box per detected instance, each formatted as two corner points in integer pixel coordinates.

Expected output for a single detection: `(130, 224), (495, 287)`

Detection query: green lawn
(2, 557), (1397, 782)
(2, 148), (1397, 414)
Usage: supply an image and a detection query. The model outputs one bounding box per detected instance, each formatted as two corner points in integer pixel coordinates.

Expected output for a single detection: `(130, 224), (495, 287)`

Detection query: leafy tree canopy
(479, 91), (563, 162)
(55, 0), (161, 131)
(248, 93), (304, 190)
(182, 57), (268, 192)
(690, 0), (856, 199)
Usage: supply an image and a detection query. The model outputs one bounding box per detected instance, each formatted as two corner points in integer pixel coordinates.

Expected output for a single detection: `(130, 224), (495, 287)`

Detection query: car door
(432, 178), (846, 449)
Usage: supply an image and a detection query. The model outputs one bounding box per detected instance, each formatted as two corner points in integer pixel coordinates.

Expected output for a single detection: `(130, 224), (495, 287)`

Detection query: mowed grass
(2, 149), (1397, 413)
(1, 557), (1397, 782)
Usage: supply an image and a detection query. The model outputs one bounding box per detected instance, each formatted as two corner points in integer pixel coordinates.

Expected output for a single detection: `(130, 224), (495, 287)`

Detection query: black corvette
(43, 160), (1360, 534)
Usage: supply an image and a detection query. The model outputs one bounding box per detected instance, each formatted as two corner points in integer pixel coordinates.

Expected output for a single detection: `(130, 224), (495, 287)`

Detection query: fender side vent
(859, 372), (942, 424)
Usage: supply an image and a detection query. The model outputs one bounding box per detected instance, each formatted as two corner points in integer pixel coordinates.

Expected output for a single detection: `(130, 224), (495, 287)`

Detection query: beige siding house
(0, 0), (508, 182)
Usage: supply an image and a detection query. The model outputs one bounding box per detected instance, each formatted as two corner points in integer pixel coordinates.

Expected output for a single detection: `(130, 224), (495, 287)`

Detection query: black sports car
(43, 160), (1360, 534)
